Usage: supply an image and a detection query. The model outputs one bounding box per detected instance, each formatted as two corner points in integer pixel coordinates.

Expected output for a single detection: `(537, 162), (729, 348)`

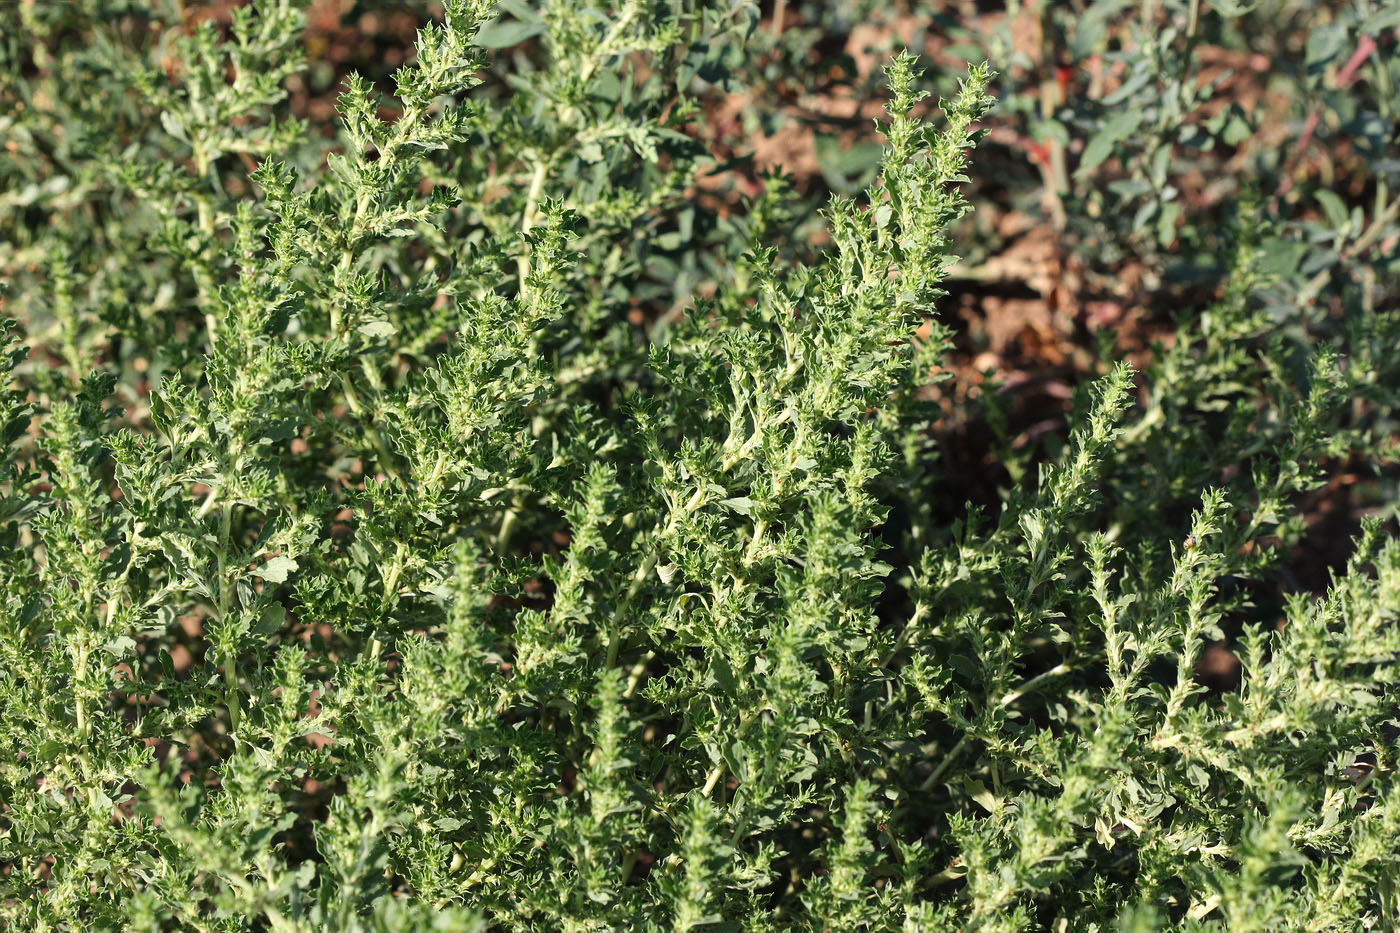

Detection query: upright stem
(516, 158), (550, 297)
(496, 502), (520, 552)
(217, 494), (241, 732)
(576, 2), (639, 87)
(339, 372), (402, 482)
(192, 143), (220, 346)
(701, 764), (725, 797)
(1034, 2), (1067, 229)
(73, 644), (90, 741)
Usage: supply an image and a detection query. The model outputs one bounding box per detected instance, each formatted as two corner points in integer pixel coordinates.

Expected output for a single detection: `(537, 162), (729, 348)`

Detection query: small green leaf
(720, 496), (755, 515)
(1315, 189), (1349, 230)
(1077, 110), (1143, 176)
(358, 319), (398, 339)
(474, 18), (544, 49)
(256, 555), (299, 584)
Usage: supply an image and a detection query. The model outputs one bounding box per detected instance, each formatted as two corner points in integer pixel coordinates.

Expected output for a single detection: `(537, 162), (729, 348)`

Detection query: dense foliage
(3, 1), (1400, 929)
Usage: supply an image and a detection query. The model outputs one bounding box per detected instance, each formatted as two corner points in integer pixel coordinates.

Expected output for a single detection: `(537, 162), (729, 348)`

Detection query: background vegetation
(3, 0), (1400, 929)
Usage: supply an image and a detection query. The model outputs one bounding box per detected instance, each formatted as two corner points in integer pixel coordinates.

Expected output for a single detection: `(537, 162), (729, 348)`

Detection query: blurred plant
(2, 2), (1400, 931)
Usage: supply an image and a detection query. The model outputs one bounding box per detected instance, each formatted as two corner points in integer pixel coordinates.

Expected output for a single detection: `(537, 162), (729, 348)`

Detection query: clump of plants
(3, 1), (1399, 930)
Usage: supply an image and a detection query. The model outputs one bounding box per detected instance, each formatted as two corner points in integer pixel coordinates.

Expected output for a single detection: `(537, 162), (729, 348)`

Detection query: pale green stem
(995, 661), (1071, 709)
(701, 764), (725, 797)
(73, 644), (90, 741)
(217, 502), (241, 732)
(516, 158), (550, 296)
(192, 142), (220, 346)
(920, 735), (970, 790)
(339, 372), (402, 482)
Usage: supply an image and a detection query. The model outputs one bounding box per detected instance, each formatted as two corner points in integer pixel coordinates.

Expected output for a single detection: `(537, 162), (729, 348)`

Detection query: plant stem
(701, 763), (725, 797)
(920, 735), (969, 790)
(516, 158), (550, 297)
(215, 500), (242, 732)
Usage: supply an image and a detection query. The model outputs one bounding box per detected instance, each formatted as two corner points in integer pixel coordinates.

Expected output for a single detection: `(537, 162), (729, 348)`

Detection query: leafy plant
(2, 1), (1400, 930)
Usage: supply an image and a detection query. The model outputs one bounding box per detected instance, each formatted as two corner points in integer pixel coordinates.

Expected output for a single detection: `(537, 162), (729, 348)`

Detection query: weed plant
(3, 1), (1400, 929)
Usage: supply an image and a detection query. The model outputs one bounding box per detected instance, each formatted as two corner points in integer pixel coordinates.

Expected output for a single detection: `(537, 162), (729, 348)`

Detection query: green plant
(3, 2), (1400, 930)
